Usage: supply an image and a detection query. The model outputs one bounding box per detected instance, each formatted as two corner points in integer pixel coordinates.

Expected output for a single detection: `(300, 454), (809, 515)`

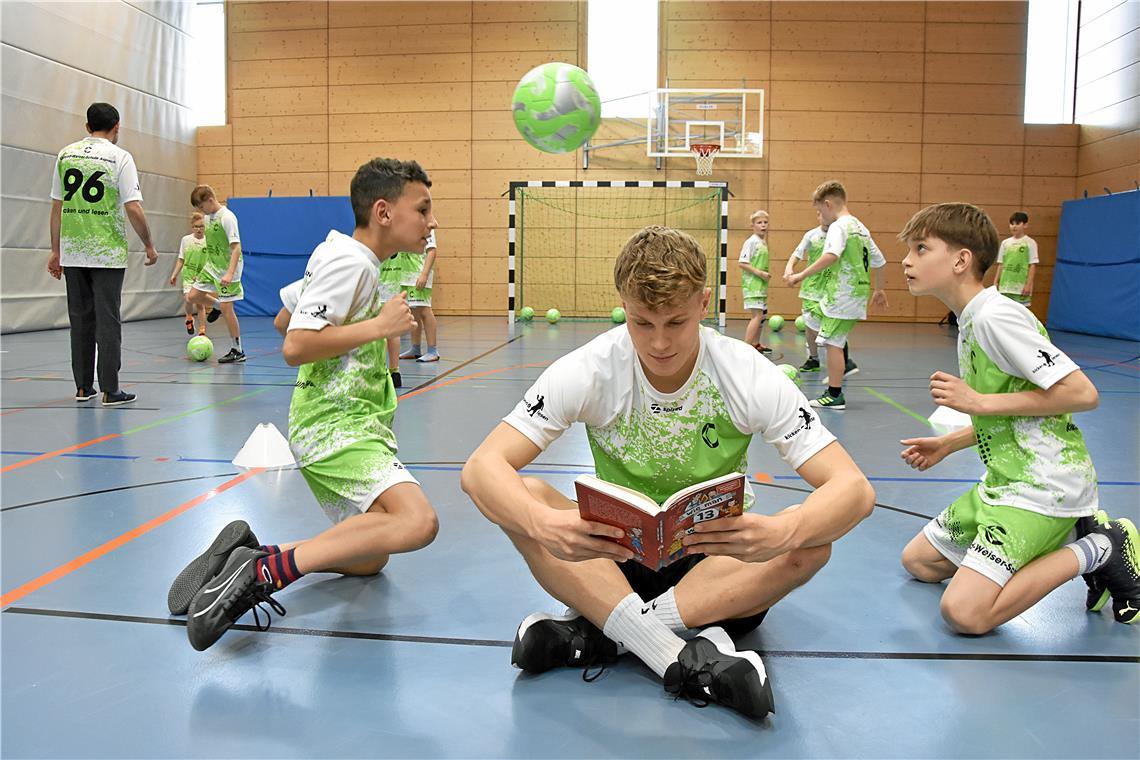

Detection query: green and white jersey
(957, 287), (1097, 517)
(200, 206), (243, 282)
(398, 230), (436, 289)
(177, 234), (207, 286)
(996, 236), (1038, 295)
(738, 234), (769, 300)
(287, 230), (396, 468)
(505, 326), (836, 507)
(50, 136), (142, 268)
(791, 226), (828, 301)
(818, 214), (886, 320)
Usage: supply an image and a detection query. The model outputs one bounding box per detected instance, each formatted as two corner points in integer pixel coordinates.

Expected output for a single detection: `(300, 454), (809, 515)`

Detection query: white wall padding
(0, 0), (197, 333)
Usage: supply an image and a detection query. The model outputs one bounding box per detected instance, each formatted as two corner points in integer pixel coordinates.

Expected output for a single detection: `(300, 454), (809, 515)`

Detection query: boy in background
(992, 211), (1038, 306)
(738, 210), (771, 353)
(170, 212), (207, 335)
(187, 185), (244, 363)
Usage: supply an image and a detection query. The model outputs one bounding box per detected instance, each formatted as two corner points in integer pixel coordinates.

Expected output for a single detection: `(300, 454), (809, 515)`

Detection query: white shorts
(802, 307), (821, 332)
(299, 442), (421, 525)
(743, 297), (767, 312)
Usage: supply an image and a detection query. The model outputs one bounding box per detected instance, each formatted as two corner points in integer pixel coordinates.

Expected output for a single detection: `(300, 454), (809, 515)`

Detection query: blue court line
(6, 454), (1138, 486)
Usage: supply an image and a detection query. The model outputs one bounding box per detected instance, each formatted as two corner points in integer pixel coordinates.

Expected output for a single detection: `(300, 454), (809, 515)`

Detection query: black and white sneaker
(167, 520), (260, 615)
(664, 627), (774, 719)
(206, 307), (222, 323)
(1077, 512), (1111, 612)
(1086, 515), (1140, 624)
(217, 348), (246, 364)
(101, 390), (136, 406)
(798, 358), (821, 373)
(75, 387), (98, 402)
(186, 546), (284, 651)
(511, 612), (619, 679)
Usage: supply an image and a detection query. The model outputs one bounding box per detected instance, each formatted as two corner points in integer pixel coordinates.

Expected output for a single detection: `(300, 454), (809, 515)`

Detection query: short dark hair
(1009, 211), (1029, 224)
(350, 158), (431, 228)
(899, 203), (1000, 280)
(87, 103), (120, 132)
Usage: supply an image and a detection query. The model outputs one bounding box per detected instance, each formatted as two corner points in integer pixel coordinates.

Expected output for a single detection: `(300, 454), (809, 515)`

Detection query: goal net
(508, 181), (728, 325)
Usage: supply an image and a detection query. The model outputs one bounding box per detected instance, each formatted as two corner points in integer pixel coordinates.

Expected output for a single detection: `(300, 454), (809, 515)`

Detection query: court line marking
(1, 472), (239, 513)
(0, 468), (264, 609)
(5, 607), (1137, 664)
(863, 387), (933, 427)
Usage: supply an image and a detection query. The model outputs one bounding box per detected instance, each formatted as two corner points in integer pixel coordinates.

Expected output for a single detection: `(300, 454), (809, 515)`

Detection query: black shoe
(753, 343), (772, 355)
(186, 546), (284, 651)
(1076, 512), (1111, 612)
(798, 358), (821, 372)
(511, 612), (619, 679)
(1087, 515), (1140, 624)
(844, 359), (859, 377)
(664, 627), (774, 719)
(167, 520), (260, 615)
(75, 387), (98, 402)
(185, 316), (196, 336)
(217, 348), (246, 364)
(101, 390), (136, 406)
(391, 371), (402, 389)
(206, 307), (222, 323)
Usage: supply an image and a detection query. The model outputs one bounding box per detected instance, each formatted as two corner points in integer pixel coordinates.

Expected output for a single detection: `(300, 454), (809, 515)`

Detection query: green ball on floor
(187, 335), (213, 362)
(546, 308), (561, 324)
(769, 314), (785, 332)
(611, 306), (626, 324)
(777, 363), (798, 382)
(795, 315), (806, 332)
(519, 306), (535, 321)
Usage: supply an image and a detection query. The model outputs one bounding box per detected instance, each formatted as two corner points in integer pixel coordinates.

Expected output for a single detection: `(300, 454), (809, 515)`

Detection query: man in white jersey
(462, 226), (875, 719)
(48, 102), (158, 406)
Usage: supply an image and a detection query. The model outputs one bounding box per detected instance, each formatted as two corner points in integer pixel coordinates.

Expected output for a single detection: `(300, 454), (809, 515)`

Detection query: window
(1024, 0), (1079, 124)
(587, 0), (658, 119)
(191, 1), (226, 126)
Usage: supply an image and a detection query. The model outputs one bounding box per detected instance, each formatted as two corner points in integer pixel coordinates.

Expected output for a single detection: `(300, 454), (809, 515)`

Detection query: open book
(575, 472), (747, 570)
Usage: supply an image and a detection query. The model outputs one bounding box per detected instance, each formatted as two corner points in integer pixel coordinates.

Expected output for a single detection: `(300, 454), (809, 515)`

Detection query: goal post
(508, 180), (728, 328)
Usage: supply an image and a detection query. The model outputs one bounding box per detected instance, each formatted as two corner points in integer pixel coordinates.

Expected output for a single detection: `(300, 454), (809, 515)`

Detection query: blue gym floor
(2, 316), (1137, 758)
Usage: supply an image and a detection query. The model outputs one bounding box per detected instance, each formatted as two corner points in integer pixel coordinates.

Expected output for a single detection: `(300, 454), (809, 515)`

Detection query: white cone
(929, 405), (972, 435)
(233, 422), (295, 469)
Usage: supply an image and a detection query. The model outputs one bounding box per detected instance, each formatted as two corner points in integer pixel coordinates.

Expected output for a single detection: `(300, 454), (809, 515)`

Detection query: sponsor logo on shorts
(982, 524), (1007, 547)
(969, 540), (1016, 576)
(295, 380), (316, 389)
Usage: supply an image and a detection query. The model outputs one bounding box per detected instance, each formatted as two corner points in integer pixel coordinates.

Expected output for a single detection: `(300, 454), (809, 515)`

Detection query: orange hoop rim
(690, 143), (721, 156)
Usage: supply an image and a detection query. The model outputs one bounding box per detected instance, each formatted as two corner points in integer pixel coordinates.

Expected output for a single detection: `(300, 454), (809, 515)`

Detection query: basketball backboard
(647, 88), (764, 159)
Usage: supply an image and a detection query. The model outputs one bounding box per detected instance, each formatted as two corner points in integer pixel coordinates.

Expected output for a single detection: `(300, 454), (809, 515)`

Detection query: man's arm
(220, 242), (241, 286)
(461, 422), (631, 562)
(48, 200), (63, 279)
(685, 441), (874, 562)
(123, 201), (158, 265)
(283, 292), (414, 366)
(930, 368), (1098, 417)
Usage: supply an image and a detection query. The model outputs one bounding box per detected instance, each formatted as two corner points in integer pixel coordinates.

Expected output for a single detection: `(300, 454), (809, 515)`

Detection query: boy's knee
(408, 510), (440, 549)
(940, 594), (994, 636)
(901, 537), (953, 583)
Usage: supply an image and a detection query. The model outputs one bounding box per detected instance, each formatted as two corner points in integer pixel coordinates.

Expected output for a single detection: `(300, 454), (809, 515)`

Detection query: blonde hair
(190, 185), (216, 207)
(812, 180), (846, 204)
(190, 211), (205, 223)
(614, 226), (707, 309)
(750, 209), (769, 222)
(898, 202), (1000, 279)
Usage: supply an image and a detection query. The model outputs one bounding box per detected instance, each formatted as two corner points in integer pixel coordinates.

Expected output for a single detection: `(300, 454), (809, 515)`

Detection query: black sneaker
(798, 358), (821, 372)
(206, 307), (222, 323)
(1087, 516), (1140, 624)
(511, 612), (619, 679)
(167, 520), (260, 615)
(391, 371), (402, 389)
(75, 387), (98, 402)
(102, 390), (136, 406)
(186, 546), (284, 651)
(1077, 512), (1111, 612)
(217, 348), (246, 364)
(844, 359), (859, 377)
(664, 627), (774, 719)
(753, 343), (772, 355)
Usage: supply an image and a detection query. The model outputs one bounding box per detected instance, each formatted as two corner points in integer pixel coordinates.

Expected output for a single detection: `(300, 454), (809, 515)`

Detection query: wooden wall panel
(203, 0), (1094, 321)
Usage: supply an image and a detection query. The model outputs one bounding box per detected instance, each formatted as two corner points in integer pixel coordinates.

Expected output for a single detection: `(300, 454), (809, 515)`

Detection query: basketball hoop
(690, 143), (720, 176)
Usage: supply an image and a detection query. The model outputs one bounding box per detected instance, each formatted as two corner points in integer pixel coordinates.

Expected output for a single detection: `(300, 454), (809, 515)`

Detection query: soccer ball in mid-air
(512, 62), (601, 154)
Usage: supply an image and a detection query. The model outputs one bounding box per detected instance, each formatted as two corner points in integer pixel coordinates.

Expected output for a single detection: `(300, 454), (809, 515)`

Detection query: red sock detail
(256, 548), (302, 590)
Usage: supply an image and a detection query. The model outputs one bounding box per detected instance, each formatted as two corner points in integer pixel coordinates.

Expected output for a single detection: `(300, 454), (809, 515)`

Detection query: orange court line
(752, 472), (773, 483)
(0, 434), (122, 474)
(0, 468), (264, 609)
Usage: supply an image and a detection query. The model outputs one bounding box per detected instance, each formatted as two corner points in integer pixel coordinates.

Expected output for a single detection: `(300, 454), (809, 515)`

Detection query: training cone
(232, 422), (296, 469)
(929, 405), (972, 435)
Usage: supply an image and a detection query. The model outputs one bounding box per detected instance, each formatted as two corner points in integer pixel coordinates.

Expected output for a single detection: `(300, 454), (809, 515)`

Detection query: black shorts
(618, 553), (768, 639)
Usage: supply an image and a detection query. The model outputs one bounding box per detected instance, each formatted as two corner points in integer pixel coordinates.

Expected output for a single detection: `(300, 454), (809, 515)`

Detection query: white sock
(232, 336), (241, 350)
(651, 587), (699, 639)
(1067, 533), (1112, 574)
(602, 593), (685, 678)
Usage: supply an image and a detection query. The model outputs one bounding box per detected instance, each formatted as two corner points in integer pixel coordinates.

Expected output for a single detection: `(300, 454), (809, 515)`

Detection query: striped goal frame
(507, 180), (730, 329)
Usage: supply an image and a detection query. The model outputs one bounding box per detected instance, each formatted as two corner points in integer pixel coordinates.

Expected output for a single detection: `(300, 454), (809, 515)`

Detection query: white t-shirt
(288, 230), (381, 333)
(504, 326), (836, 507)
(792, 227), (826, 261)
(50, 136), (143, 268)
(819, 215), (886, 319)
(996, 236), (1039, 265)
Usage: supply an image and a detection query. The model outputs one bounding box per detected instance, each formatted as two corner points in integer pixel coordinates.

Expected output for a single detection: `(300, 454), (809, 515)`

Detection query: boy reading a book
(462, 226), (875, 719)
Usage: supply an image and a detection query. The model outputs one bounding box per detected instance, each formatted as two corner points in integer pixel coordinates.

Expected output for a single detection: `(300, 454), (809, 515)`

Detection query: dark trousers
(64, 267), (125, 393)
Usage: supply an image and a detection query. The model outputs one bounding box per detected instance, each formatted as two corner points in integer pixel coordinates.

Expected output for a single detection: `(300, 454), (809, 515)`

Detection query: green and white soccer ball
(512, 62), (601, 154)
(187, 335), (213, 362)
